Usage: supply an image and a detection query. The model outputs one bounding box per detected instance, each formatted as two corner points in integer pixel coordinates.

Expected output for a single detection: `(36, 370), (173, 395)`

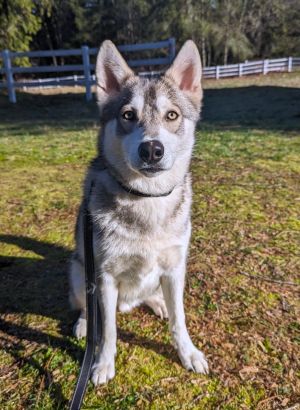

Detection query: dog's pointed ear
(96, 40), (134, 107)
(165, 40), (202, 108)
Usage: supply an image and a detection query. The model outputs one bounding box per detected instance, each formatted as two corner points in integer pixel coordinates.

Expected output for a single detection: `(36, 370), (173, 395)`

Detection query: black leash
(68, 166), (177, 409)
(69, 181), (102, 410)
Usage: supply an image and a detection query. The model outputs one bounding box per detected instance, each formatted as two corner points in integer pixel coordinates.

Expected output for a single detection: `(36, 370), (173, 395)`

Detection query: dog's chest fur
(86, 169), (192, 308)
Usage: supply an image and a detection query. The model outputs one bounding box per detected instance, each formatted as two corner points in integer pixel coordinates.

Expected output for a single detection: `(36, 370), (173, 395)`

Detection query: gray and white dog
(69, 39), (209, 385)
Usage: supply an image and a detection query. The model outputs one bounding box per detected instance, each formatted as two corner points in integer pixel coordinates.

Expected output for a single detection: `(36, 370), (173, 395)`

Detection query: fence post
(82, 45), (92, 101)
(238, 63), (243, 77)
(2, 50), (16, 103)
(263, 59), (268, 75)
(216, 66), (220, 79)
(288, 57), (293, 72)
(168, 38), (176, 63)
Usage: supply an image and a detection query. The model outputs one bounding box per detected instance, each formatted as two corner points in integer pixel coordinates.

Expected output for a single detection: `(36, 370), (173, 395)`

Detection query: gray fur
(69, 39), (209, 384)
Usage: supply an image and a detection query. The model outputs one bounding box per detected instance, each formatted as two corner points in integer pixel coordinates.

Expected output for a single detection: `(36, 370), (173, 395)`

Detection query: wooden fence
(0, 39), (176, 103)
(0, 38), (299, 103)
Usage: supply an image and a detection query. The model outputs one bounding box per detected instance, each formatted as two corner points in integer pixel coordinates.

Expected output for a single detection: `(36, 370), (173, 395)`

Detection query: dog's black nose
(138, 140), (164, 164)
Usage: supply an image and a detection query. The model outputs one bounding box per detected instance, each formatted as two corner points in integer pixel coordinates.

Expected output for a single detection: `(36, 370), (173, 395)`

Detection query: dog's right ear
(96, 40), (134, 108)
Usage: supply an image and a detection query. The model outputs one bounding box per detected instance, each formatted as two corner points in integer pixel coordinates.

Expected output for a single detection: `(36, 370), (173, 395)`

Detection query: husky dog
(69, 39), (208, 385)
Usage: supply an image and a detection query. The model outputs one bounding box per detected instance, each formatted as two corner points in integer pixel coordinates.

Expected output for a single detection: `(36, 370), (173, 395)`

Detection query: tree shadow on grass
(0, 91), (99, 135)
(201, 85), (300, 131)
(1, 84), (300, 133)
(0, 234), (178, 407)
(0, 321), (69, 409)
(0, 235), (74, 407)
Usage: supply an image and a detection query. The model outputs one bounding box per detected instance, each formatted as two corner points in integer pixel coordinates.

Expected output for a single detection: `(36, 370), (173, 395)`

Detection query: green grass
(0, 72), (300, 409)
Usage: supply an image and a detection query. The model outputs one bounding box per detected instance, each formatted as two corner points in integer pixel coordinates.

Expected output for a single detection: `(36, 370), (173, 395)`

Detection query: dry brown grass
(0, 72), (299, 409)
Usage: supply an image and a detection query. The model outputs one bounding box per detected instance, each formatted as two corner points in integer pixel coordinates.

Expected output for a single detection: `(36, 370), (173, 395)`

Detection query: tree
(0, 0), (51, 52)
(210, 0), (253, 65)
(2, 0), (299, 67)
(32, 0), (76, 65)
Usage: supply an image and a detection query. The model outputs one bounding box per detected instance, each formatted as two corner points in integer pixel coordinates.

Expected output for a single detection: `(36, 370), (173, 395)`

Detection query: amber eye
(166, 111), (179, 121)
(122, 110), (135, 121)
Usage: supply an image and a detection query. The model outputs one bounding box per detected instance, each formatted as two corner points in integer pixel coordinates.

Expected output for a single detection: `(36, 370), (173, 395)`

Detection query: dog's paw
(91, 356), (115, 386)
(144, 294), (168, 319)
(73, 317), (87, 339)
(178, 345), (209, 375)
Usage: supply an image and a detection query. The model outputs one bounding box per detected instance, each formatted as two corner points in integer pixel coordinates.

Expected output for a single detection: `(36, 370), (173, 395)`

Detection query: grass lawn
(0, 72), (299, 409)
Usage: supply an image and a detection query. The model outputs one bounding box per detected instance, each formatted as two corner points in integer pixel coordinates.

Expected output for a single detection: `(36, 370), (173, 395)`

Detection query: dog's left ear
(165, 40), (202, 109)
(96, 40), (134, 109)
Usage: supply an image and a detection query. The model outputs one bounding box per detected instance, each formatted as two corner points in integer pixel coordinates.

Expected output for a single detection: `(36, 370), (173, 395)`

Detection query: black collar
(92, 156), (176, 198)
(115, 178), (174, 197)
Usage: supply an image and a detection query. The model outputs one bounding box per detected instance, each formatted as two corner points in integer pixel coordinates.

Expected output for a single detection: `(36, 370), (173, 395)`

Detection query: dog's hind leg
(69, 255), (87, 339)
(144, 287), (168, 319)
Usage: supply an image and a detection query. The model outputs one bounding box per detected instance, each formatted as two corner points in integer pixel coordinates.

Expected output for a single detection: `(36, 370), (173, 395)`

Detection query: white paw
(178, 345), (209, 374)
(118, 301), (136, 313)
(73, 317), (87, 339)
(91, 356), (115, 386)
(145, 295), (168, 319)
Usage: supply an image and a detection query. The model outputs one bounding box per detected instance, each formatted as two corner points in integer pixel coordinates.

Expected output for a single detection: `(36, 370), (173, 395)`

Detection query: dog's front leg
(91, 273), (118, 385)
(161, 264), (209, 374)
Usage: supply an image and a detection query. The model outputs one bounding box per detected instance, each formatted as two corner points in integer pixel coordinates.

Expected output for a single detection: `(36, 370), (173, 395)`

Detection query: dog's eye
(166, 111), (179, 121)
(122, 110), (135, 121)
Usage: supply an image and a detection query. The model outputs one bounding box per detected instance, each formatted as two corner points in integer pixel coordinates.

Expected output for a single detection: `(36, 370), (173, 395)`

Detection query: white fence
(0, 39), (299, 103)
(203, 57), (300, 79)
(0, 39), (176, 103)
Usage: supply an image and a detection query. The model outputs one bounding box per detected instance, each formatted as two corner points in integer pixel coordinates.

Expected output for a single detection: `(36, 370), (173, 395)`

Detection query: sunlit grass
(0, 72), (299, 409)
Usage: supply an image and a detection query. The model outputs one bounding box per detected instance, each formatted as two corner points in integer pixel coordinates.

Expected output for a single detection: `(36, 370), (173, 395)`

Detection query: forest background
(1, 0), (300, 67)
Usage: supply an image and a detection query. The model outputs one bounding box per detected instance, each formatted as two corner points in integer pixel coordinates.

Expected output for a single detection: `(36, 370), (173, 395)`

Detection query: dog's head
(96, 40), (202, 194)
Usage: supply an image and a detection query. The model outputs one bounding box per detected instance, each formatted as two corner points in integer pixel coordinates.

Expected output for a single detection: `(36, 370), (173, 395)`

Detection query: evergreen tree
(0, 0), (51, 51)
(2, 0), (300, 66)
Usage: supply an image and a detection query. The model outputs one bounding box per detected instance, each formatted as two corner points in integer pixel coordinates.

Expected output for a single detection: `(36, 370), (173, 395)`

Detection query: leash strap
(69, 181), (102, 410)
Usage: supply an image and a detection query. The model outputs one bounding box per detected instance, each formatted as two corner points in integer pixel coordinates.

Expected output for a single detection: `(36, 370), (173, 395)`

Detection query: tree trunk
(201, 36), (206, 67)
(224, 42), (228, 65)
(207, 42), (211, 67)
(44, 19), (57, 66)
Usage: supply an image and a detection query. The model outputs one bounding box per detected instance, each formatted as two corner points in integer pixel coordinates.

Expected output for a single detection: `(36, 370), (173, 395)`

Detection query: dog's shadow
(0, 234), (178, 406)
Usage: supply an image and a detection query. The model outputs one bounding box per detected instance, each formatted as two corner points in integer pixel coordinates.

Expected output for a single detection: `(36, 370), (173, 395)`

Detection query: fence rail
(0, 40), (299, 103)
(0, 39), (176, 103)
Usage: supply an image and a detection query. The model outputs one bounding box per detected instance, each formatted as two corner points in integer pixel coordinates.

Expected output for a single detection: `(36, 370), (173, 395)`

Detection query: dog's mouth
(139, 166), (165, 175)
